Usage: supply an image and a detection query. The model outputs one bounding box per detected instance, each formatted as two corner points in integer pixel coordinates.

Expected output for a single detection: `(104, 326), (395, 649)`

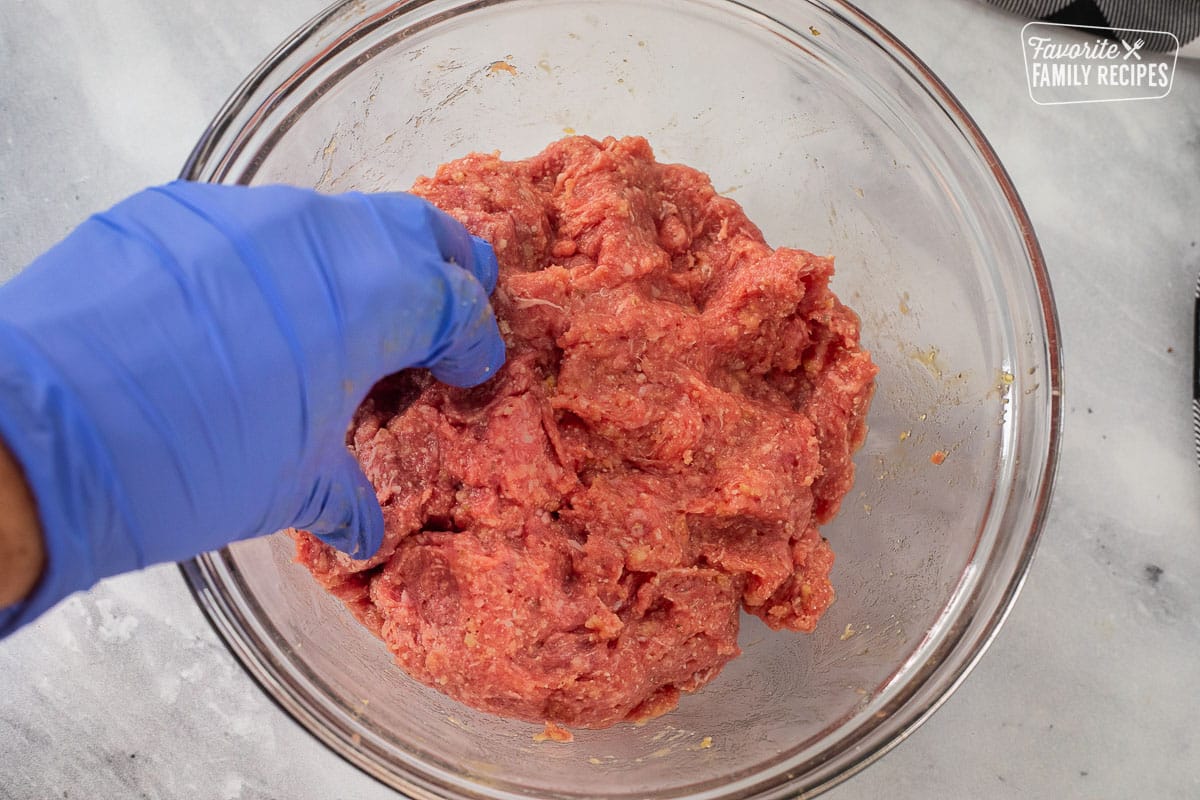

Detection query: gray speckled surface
(1, 1), (1198, 798)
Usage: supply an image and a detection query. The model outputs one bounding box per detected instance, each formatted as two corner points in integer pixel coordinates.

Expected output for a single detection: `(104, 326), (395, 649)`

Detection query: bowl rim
(179, 1), (1064, 797)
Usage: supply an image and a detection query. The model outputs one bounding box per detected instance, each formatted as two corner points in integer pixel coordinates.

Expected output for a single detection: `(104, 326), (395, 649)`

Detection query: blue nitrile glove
(0, 181), (504, 635)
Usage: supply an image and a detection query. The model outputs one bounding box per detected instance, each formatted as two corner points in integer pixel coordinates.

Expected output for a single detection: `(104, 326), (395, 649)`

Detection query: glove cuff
(0, 321), (128, 635)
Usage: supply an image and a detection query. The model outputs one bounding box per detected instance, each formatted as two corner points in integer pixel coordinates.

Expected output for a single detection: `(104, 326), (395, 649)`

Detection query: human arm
(0, 183), (504, 635)
(0, 439), (43, 609)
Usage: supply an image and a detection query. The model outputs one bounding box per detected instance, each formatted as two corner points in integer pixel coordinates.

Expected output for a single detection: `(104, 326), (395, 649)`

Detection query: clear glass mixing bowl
(180, 1), (1062, 797)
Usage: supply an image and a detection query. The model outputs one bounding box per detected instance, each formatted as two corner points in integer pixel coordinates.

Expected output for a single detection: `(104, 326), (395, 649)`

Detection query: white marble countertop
(1, 1), (1197, 798)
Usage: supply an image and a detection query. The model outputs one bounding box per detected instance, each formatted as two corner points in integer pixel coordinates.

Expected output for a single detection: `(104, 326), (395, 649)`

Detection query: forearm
(0, 437), (45, 608)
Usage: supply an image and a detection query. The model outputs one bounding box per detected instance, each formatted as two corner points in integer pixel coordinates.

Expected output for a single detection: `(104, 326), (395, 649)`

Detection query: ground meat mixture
(291, 136), (877, 729)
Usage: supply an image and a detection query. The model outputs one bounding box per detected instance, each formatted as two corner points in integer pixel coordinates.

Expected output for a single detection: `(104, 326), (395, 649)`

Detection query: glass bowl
(180, 1), (1062, 798)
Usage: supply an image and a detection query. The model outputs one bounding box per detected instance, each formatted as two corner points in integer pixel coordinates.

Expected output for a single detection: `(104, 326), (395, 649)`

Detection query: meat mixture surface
(291, 136), (877, 729)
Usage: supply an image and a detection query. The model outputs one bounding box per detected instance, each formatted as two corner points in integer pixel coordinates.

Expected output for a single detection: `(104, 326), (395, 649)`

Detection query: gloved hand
(0, 182), (504, 635)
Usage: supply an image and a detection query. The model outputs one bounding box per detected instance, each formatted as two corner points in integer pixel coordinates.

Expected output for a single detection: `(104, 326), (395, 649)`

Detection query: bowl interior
(184, 1), (1059, 798)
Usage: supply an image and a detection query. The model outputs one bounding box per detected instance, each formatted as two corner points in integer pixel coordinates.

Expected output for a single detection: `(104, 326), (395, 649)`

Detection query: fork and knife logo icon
(1121, 38), (1145, 60)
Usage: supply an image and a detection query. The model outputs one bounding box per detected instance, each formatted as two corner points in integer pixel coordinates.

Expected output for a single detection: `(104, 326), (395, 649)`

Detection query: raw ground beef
(291, 135), (877, 729)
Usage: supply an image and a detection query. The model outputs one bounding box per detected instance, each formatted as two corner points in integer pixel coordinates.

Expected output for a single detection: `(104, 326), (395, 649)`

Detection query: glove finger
(372, 194), (498, 293)
(423, 261), (507, 387)
(466, 235), (499, 294)
(299, 449), (385, 560)
(423, 205), (498, 293)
